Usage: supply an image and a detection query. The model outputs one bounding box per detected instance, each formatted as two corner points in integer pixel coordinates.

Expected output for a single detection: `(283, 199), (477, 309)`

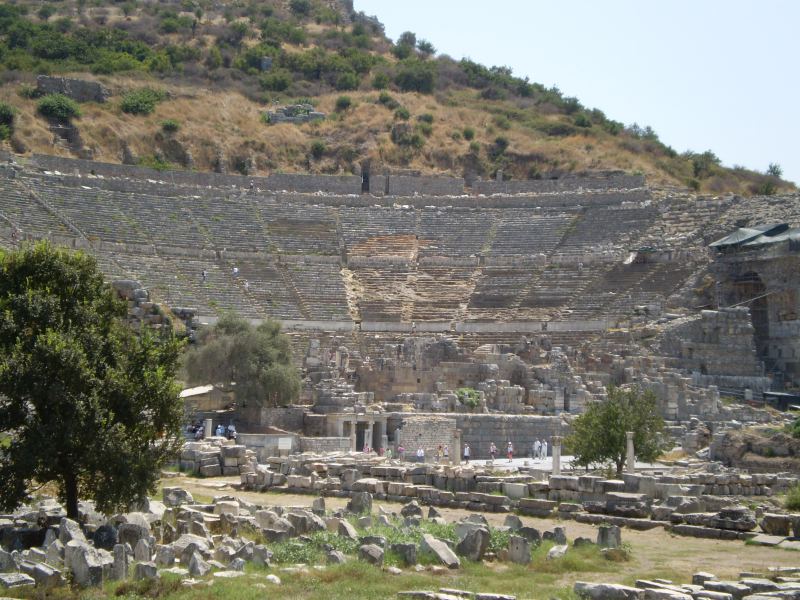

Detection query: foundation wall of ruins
(299, 436), (350, 453)
(454, 414), (565, 460)
(472, 174), (646, 196)
(396, 415), (457, 457)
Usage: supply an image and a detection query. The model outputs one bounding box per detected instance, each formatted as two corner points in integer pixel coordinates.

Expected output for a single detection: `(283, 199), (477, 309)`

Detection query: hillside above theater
(0, 0), (793, 195)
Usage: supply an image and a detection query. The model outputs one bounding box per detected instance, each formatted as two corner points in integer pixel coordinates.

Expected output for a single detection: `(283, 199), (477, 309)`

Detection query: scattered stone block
(507, 536), (530, 565)
(546, 545), (568, 560)
(358, 544), (384, 566)
(134, 561), (158, 580)
(421, 534), (460, 569)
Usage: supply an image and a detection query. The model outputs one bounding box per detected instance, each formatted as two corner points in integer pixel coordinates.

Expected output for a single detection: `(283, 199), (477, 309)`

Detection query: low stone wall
(31, 155), (361, 193)
(299, 436), (350, 453)
(264, 173), (361, 195)
(387, 175), (465, 197)
(473, 174), (645, 195)
(237, 432), (298, 461)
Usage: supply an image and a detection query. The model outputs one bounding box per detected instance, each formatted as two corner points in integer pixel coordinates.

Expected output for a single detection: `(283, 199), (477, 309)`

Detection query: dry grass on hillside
(0, 73), (792, 195)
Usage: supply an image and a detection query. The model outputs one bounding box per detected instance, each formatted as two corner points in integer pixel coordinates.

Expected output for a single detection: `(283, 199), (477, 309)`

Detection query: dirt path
(162, 474), (800, 585)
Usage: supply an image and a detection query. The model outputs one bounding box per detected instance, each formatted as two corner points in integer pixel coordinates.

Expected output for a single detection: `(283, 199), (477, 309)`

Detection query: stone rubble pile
(0, 488), (595, 592)
(236, 453), (800, 543)
(179, 438), (256, 477)
(575, 567), (800, 599)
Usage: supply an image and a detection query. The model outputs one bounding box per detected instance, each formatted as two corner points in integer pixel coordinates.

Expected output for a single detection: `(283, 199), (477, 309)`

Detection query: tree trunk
(63, 472), (79, 520)
(615, 456), (624, 479)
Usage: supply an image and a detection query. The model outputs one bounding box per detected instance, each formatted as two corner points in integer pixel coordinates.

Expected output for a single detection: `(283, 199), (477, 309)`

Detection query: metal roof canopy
(709, 223), (789, 249)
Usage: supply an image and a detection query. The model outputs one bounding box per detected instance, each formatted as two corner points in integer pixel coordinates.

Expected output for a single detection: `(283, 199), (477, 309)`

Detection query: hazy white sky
(355, 1), (799, 184)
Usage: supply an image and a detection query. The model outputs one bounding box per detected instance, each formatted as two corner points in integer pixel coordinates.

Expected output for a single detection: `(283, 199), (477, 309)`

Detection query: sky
(354, 1), (799, 184)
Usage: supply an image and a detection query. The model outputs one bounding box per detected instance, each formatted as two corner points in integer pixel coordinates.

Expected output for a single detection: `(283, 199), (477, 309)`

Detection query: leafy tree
(289, 0), (312, 16)
(0, 242), (183, 519)
(566, 386), (664, 477)
(184, 314), (300, 409)
(394, 58), (436, 94)
(767, 163), (783, 178)
(397, 31), (417, 48)
(416, 39), (435, 57)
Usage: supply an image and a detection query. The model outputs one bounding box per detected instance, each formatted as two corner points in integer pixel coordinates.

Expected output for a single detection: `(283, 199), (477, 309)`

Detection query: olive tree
(0, 242), (184, 519)
(183, 314), (300, 409)
(566, 385), (664, 477)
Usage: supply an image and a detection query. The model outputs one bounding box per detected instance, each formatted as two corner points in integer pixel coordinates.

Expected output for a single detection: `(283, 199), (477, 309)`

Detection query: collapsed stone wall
(36, 76), (110, 103)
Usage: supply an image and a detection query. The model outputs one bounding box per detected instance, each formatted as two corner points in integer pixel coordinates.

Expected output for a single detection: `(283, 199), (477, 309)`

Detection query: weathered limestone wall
(397, 415), (457, 457)
(473, 173), (645, 196)
(387, 174), (465, 196)
(660, 308), (764, 377)
(36, 75), (110, 103)
(299, 436), (350, 453)
(454, 414), (565, 460)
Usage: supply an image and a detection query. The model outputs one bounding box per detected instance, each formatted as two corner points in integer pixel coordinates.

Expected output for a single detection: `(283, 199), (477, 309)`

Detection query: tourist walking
(201, 269), (207, 283)
(507, 441), (514, 462)
(416, 447), (425, 463)
(443, 445), (449, 462)
(463, 443), (470, 463)
(489, 442), (497, 461)
(541, 439), (548, 459)
(533, 439), (541, 460)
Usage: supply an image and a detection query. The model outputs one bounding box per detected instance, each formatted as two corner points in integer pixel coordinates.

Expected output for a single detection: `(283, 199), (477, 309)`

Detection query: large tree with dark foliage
(567, 385), (664, 477)
(184, 314), (300, 409)
(0, 242), (183, 519)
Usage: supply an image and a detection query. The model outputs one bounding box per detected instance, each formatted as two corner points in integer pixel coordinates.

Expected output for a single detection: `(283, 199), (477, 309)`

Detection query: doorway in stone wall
(733, 271), (769, 358)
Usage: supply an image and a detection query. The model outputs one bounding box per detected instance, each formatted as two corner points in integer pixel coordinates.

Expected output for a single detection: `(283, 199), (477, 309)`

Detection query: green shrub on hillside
(37, 94), (80, 121)
(0, 102), (15, 129)
(394, 58), (436, 93)
(259, 69), (292, 92)
(371, 72), (390, 90)
(335, 95), (352, 112)
(161, 119), (180, 133)
(310, 140), (326, 159)
(463, 127), (475, 140)
(394, 107), (410, 121)
(336, 71), (358, 91)
(121, 88), (167, 115)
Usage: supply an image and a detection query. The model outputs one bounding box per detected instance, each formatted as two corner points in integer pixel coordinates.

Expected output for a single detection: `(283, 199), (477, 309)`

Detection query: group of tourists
(187, 421), (237, 441)
(532, 438), (549, 459)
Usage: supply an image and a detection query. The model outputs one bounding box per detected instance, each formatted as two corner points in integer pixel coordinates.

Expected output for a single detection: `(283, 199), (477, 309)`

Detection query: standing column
(349, 421), (357, 452)
(551, 435), (562, 476)
(365, 420), (374, 451)
(626, 431), (635, 473)
(204, 418), (213, 439)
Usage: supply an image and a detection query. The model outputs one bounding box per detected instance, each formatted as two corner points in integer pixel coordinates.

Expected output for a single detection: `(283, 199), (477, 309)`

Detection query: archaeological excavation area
(1, 153), (799, 599)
